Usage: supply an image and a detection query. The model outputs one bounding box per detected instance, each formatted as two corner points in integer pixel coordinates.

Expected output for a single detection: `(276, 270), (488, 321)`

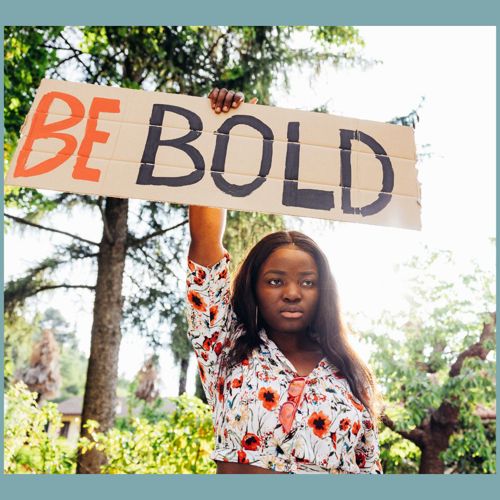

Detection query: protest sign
(5, 79), (420, 229)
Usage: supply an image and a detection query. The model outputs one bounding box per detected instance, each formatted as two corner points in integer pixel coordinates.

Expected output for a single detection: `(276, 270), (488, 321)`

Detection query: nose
(283, 282), (302, 302)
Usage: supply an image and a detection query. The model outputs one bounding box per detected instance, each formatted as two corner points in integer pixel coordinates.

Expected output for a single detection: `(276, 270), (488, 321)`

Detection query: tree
(360, 250), (496, 473)
(20, 328), (61, 404)
(169, 311), (192, 395)
(4, 307), (88, 401)
(4, 26), (365, 473)
(4, 311), (39, 386)
(134, 355), (160, 403)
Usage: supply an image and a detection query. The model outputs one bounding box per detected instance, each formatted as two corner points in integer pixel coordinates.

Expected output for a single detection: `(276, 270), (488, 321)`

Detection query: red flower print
(348, 392), (365, 412)
(333, 370), (345, 379)
(241, 357), (249, 366)
(218, 268), (228, 280)
(194, 276), (204, 286)
(202, 337), (213, 351)
(186, 279), (191, 287)
(340, 418), (351, 432)
(201, 351), (208, 361)
(214, 342), (223, 355)
(258, 387), (279, 411)
(197, 361), (206, 383)
(352, 421), (361, 436)
(330, 431), (337, 449)
(356, 451), (366, 468)
(307, 411), (332, 438)
(363, 419), (373, 430)
(197, 268), (206, 280)
(188, 290), (207, 312)
(217, 376), (225, 402)
(188, 260), (195, 272)
(231, 376), (243, 388)
(237, 450), (250, 464)
(209, 305), (219, 325)
(241, 433), (261, 451)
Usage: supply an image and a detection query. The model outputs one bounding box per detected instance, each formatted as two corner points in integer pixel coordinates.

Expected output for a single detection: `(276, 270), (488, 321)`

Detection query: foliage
(5, 382), (215, 474)
(378, 427), (420, 474)
(3, 26), (64, 212)
(5, 308), (89, 401)
(359, 249), (496, 473)
(224, 210), (287, 269)
(4, 382), (76, 474)
(4, 311), (40, 386)
(56, 346), (88, 401)
(80, 394), (215, 474)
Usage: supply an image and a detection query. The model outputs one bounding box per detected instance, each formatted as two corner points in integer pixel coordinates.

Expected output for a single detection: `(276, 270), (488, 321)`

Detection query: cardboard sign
(5, 79), (421, 229)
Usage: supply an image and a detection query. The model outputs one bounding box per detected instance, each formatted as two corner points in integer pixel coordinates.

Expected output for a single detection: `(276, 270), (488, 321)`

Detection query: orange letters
(73, 97), (120, 181)
(14, 91), (120, 182)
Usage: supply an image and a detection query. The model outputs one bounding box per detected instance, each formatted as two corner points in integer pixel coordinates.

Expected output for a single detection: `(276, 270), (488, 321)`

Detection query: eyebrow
(263, 270), (318, 276)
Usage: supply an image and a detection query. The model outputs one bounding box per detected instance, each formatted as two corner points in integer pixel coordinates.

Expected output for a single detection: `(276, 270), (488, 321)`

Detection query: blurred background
(3, 26), (495, 474)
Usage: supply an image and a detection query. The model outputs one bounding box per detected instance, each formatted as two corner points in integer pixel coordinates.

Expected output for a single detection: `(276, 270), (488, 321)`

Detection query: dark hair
(227, 230), (380, 419)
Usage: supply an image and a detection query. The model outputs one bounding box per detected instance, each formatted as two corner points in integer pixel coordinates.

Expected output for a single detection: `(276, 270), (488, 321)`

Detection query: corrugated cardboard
(5, 79), (421, 229)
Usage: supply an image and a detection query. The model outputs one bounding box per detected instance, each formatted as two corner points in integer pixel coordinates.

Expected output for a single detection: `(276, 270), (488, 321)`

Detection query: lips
(280, 306), (304, 319)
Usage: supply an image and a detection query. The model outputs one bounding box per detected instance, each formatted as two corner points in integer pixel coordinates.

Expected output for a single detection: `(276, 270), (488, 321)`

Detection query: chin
(265, 320), (310, 336)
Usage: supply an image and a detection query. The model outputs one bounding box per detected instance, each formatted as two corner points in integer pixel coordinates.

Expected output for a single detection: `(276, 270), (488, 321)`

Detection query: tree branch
(127, 219), (188, 248)
(381, 414), (426, 447)
(449, 312), (496, 377)
(32, 284), (96, 293)
(5, 213), (100, 247)
(475, 404), (496, 421)
(58, 31), (94, 78)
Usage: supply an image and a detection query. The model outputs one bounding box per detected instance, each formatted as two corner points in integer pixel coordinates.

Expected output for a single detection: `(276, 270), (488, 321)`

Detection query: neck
(266, 328), (321, 354)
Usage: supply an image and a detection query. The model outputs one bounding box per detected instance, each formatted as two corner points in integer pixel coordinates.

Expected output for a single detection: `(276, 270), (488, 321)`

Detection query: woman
(186, 88), (382, 474)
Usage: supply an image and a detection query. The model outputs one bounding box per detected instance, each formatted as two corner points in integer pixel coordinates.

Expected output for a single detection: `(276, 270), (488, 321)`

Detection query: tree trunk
(418, 404), (458, 474)
(195, 372), (207, 404)
(76, 197), (128, 474)
(178, 357), (189, 395)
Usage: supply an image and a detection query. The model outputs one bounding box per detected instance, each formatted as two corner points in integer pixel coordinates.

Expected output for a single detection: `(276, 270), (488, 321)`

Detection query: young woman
(186, 88), (382, 474)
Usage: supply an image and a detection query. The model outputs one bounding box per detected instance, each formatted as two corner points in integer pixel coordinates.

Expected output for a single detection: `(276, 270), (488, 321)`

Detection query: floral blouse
(186, 253), (382, 474)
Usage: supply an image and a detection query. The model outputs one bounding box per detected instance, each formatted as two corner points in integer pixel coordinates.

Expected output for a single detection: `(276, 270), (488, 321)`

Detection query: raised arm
(187, 88), (258, 267)
(188, 205), (227, 267)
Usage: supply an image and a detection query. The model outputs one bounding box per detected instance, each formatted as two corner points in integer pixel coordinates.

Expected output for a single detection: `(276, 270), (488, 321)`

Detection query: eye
(302, 279), (315, 287)
(268, 278), (282, 286)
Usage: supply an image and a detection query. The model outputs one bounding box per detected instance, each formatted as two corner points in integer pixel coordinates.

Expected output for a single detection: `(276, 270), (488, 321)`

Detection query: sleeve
(355, 408), (383, 474)
(186, 252), (234, 409)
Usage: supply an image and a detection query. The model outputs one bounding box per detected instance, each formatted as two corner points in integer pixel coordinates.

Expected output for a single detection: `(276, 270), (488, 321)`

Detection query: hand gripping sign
(5, 79), (421, 229)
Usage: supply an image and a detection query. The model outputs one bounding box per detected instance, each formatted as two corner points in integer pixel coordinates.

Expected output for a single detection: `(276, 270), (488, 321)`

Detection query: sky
(4, 26), (496, 398)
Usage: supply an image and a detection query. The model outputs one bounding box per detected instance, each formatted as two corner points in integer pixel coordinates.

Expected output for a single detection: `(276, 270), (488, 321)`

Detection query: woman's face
(255, 245), (319, 338)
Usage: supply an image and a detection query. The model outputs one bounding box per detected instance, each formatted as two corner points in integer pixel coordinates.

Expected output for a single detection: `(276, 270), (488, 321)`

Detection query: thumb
(249, 97), (259, 105)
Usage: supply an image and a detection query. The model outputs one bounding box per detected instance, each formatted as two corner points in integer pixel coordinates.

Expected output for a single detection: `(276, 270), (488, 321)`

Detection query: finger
(232, 91), (244, 108)
(208, 88), (219, 109)
(249, 97), (258, 105)
(223, 90), (235, 112)
(215, 88), (228, 113)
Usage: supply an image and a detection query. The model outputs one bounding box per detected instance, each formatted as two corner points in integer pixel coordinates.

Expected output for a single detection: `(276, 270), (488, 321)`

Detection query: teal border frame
(1, 1), (498, 499)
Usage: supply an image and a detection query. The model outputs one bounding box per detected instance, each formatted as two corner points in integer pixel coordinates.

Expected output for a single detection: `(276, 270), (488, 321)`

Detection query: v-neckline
(259, 329), (327, 379)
